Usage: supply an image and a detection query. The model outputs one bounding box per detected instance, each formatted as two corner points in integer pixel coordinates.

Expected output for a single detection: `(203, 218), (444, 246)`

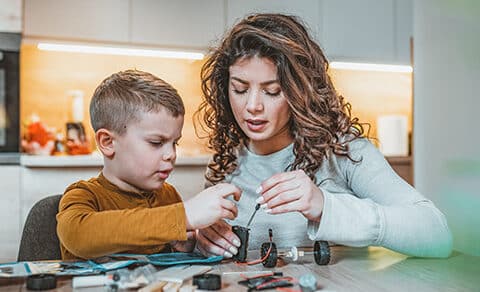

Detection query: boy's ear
(95, 129), (116, 157)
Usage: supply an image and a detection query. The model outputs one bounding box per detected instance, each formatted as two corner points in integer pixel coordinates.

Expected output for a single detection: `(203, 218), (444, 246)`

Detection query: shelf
(20, 153), (210, 168)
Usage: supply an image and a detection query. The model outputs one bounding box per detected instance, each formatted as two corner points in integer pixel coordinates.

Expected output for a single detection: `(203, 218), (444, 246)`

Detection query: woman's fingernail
(233, 239), (241, 247)
(260, 203), (268, 209)
(223, 251), (233, 258)
(255, 196), (264, 204)
(255, 186), (262, 194)
(229, 246), (238, 255)
(265, 209), (272, 214)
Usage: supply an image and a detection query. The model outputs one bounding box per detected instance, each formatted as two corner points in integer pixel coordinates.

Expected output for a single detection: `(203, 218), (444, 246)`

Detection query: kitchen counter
(20, 153), (210, 167)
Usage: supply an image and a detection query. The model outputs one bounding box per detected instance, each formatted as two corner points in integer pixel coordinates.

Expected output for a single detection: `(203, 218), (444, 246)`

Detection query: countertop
(18, 153), (410, 168)
(1, 246), (478, 291)
(20, 153), (210, 167)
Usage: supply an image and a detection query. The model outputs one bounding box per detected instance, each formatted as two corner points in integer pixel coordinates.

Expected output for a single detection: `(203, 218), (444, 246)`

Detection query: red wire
(235, 242), (273, 266)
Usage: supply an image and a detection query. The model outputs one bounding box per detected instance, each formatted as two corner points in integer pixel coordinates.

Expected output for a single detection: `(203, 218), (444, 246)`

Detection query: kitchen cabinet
(226, 0), (322, 41)
(131, 0), (225, 49)
(321, 0), (412, 64)
(24, 0), (130, 43)
(0, 165), (21, 262)
(0, 0), (22, 32)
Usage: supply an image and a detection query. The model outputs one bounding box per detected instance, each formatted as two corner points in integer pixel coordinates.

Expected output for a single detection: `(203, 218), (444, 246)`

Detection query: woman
(194, 13), (452, 259)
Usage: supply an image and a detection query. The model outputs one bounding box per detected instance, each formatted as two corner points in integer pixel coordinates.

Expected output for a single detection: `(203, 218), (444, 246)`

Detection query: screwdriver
(246, 203), (261, 228)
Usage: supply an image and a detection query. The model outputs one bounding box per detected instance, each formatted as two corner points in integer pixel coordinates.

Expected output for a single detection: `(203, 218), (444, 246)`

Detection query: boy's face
(110, 107), (184, 192)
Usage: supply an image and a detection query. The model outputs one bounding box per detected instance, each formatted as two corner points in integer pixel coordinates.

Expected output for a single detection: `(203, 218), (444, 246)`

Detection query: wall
(20, 44), (208, 156)
(330, 69), (412, 145)
(20, 45), (412, 155)
(414, 0), (480, 255)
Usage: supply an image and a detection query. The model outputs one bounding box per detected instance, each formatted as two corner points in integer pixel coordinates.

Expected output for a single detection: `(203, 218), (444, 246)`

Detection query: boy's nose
(162, 148), (176, 161)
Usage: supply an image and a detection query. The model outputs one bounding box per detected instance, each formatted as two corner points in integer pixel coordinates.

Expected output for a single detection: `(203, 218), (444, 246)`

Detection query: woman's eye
(232, 88), (247, 94)
(150, 141), (163, 146)
(265, 90), (281, 96)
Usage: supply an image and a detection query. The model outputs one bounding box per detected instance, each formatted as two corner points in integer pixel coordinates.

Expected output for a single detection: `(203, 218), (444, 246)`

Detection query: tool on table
(246, 203), (261, 228)
(261, 240), (331, 266)
(192, 273), (222, 290)
(26, 274), (57, 290)
(232, 203), (260, 262)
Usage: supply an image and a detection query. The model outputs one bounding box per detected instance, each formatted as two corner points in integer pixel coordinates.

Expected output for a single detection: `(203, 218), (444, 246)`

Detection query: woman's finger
(260, 180), (300, 204)
(268, 199), (303, 215)
(258, 171), (298, 194)
(196, 228), (234, 257)
(264, 190), (302, 210)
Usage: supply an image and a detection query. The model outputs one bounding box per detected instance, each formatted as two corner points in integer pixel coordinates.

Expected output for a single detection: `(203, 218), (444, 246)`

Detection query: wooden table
(1, 246), (479, 291)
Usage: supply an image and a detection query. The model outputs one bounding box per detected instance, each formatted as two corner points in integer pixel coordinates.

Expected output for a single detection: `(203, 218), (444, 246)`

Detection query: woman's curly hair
(195, 13), (366, 184)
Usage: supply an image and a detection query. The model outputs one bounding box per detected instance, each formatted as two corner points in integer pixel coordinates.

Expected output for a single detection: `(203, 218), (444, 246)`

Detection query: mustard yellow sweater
(57, 173), (187, 260)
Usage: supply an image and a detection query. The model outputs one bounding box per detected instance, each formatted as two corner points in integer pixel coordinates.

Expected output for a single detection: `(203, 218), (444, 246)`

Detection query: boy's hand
(184, 183), (241, 230)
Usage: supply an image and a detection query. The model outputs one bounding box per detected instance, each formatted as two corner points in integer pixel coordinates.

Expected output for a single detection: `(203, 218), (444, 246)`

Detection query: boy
(57, 70), (241, 260)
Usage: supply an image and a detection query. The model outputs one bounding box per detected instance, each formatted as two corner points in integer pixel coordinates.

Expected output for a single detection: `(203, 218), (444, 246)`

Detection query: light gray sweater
(222, 138), (452, 258)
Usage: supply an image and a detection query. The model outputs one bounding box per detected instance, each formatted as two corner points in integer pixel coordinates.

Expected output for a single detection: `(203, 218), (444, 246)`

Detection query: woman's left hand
(171, 231), (196, 252)
(256, 170), (324, 222)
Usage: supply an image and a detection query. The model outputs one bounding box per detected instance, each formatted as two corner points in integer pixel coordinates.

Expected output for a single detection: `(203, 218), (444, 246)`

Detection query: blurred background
(0, 0), (478, 262)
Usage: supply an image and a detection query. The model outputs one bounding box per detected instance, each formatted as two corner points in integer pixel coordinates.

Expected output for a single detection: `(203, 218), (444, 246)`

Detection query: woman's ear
(95, 129), (115, 157)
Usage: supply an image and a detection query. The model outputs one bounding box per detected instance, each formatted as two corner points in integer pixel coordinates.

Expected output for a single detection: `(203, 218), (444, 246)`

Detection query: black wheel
(313, 241), (330, 265)
(261, 242), (277, 268)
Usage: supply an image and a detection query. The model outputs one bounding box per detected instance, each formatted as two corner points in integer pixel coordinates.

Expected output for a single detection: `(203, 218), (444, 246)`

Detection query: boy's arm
(56, 188), (188, 259)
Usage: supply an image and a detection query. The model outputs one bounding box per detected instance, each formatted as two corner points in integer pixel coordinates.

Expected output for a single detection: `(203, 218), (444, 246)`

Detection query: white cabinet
(226, 0), (322, 41)
(24, 0), (130, 43)
(321, 0), (412, 64)
(20, 166), (102, 228)
(0, 166), (21, 262)
(131, 0), (225, 49)
(0, 0), (22, 32)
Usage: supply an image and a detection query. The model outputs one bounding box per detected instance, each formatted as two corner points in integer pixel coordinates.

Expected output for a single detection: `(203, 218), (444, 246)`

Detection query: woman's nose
(246, 90), (263, 113)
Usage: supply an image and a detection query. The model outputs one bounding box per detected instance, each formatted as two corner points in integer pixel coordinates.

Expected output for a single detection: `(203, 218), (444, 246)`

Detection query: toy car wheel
(261, 242), (277, 268)
(313, 241), (330, 265)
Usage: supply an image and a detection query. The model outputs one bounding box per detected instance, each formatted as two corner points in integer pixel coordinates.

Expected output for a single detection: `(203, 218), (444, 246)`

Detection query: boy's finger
(217, 184), (242, 201)
(220, 199), (238, 217)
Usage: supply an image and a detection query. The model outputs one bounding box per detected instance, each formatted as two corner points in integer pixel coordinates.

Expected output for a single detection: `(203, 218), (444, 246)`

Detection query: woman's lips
(246, 119), (267, 132)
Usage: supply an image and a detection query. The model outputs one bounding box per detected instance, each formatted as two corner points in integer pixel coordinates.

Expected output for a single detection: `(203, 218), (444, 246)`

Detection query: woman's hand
(184, 183), (241, 230)
(196, 221), (241, 258)
(170, 231), (196, 252)
(256, 170), (324, 222)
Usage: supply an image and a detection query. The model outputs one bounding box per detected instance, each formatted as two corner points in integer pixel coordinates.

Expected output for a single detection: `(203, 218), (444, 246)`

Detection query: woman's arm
(310, 139), (453, 258)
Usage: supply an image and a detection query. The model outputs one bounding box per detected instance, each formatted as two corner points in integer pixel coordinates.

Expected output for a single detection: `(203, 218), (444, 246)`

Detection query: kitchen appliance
(0, 32), (21, 164)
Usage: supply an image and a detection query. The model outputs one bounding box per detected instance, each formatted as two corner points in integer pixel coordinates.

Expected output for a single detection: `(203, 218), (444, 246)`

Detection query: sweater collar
(97, 172), (155, 199)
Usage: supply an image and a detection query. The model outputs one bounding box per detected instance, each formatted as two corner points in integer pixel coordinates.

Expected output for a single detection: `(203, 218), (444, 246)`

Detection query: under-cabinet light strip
(37, 43), (204, 60)
(330, 61), (413, 73)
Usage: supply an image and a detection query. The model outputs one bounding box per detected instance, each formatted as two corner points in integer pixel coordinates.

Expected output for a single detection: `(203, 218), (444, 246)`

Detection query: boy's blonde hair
(90, 69), (185, 135)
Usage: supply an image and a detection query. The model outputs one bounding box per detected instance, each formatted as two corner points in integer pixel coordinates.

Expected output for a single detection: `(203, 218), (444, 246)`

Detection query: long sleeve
(57, 183), (187, 259)
(308, 139), (453, 258)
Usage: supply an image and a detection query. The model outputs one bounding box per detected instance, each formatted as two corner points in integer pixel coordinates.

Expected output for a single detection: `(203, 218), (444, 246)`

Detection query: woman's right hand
(184, 183), (241, 230)
(196, 220), (241, 258)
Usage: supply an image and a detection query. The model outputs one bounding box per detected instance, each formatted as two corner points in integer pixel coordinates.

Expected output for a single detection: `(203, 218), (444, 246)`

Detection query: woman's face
(228, 56), (293, 155)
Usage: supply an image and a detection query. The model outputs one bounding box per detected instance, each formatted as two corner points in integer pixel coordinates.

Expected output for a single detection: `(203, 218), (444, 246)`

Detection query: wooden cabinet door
(24, 0), (130, 43)
(0, 166), (20, 262)
(0, 0), (22, 32)
(226, 0), (322, 42)
(131, 0), (225, 49)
